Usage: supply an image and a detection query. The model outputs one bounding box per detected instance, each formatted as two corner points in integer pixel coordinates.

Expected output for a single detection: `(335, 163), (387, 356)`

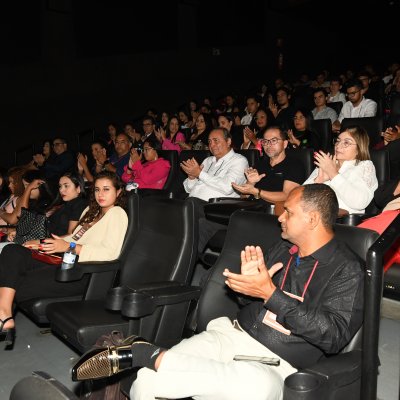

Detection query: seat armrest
(208, 197), (247, 203)
(336, 213), (378, 226)
(55, 260), (120, 282)
(106, 281), (183, 311)
(120, 284), (202, 318)
(283, 350), (362, 400)
(137, 188), (173, 198)
(305, 349), (362, 384)
(204, 200), (272, 225)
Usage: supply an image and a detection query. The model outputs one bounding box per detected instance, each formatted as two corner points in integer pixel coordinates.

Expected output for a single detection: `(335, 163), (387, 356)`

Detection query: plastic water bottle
(126, 182), (139, 192)
(61, 242), (77, 270)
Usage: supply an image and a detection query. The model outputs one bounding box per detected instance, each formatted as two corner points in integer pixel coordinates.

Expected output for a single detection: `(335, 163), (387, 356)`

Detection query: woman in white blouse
(303, 126), (378, 214)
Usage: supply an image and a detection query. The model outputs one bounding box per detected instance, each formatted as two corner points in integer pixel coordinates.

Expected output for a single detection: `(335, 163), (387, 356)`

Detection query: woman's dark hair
(143, 136), (162, 155)
(49, 172), (86, 209)
(218, 113), (234, 124)
(6, 166), (26, 197)
(91, 139), (109, 158)
(293, 107), (314, 131)
(22, 169), (55, 214)
(165, 116), (182, 143)
(79, 171), (126, 225)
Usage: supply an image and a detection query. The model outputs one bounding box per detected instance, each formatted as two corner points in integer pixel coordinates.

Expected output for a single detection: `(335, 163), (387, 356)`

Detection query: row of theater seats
(157, 116), (388, 196)
(12, 190), (400, 400)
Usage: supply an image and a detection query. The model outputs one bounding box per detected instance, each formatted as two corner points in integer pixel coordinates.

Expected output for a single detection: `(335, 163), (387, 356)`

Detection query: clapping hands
(180, 157), (202, 179)
(222, 246), (283, 300)
(313, 151), (338, 182)
(245, 167), (265, 184)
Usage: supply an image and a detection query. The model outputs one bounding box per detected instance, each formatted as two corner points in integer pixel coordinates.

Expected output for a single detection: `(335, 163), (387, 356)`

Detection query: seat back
(236, 149), (260, 167)
(196, 211), (281, 332)
(370, 149), (390, 187)
(310, 118), (334, 153)
(10, 371), (78, 400)
(389, 96), (400, 116)
(327, 101), (343, 115)
(333, 224), (379, 352)
(364, 149), (390, 215)
(341, 117), (383, 147)
(119, 197), (198, 286)
(16, 191), (140, 323)
(158, 149), (179, 191)
(196, 209), (379, 345)
(84, 191), (140, 299)
(286, 147), (314, 178)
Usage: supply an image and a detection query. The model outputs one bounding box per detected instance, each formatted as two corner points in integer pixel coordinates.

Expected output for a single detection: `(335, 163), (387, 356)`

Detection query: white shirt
(303, 160), (378, 214)
(183, 149), (248, 201)
(328, 92), (346, 105)
(240, 113), (253, 126)
(312, 106), (338, 124)
(338, 97), (377, 122)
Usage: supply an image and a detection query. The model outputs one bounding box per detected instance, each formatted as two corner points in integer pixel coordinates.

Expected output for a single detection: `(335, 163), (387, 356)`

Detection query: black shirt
(238, 238), (364, 369)
(254, 155), (305, 193)
(48, 196), (88, 236)
(290, 129), (318, 149)
(373, 179), (400, 210)
(41, 150), (76, 181)
(275, 106), (296, 131)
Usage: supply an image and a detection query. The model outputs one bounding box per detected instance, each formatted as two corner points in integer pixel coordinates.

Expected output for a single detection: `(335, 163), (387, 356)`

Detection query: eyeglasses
(261, 138), (283, 146)
(143, 147), (154, 152)
(346, 90), (361, 97)
(334, 139), (357, 148)
(52, 142), (65, 147)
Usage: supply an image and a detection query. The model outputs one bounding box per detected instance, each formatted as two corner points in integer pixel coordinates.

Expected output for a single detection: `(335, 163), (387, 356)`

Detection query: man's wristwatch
(254, 188), (261, 199)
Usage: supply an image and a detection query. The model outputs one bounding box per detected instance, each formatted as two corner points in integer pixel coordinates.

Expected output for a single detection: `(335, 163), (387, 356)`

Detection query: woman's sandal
(0, 317), (16, 347)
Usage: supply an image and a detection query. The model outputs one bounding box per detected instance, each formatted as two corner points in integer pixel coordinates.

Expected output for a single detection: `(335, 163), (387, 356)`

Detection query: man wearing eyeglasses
(141, 116), (156, 141)
(32, 137), (75, 184)
(232, 127), (305, 210)
(332, 79), (377, 133)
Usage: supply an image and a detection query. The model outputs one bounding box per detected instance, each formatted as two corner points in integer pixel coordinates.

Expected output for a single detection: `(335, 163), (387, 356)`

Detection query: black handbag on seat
(14, 208), (50, 245)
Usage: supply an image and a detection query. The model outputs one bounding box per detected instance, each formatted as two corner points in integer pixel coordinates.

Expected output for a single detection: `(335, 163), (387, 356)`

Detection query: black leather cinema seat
(10, 371), (78, 400)
(310, 118), (334, 153)
(46, 197), (198, 353)
(116, 209), (381, 400)
(236, 148), (260, 167)
(341, 116), (383, 148)
(17, 191), (140, 325)
(11, 211), (396, 400)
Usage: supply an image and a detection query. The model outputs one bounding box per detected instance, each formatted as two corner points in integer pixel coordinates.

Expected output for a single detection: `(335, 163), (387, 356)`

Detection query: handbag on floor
(14, 208), (50, 245)
(79, 331), (130, 400)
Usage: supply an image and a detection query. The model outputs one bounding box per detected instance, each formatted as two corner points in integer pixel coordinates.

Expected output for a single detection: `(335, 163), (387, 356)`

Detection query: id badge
(262, 291), (303, 335)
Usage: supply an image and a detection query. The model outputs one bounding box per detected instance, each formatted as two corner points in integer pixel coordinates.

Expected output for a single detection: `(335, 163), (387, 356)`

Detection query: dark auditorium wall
(0, 0), (398, 168)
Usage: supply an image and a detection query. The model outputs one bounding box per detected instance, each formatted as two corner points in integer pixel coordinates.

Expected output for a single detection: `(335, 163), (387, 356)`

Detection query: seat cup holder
(283, 372), (327, 400)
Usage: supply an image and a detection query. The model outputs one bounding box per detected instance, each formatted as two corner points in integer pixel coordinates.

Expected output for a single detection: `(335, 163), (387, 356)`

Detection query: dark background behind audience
(0, 0), (399, 167)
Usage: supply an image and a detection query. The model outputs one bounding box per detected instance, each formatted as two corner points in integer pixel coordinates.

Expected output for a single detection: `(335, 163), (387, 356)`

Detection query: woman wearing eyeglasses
(303, 125), (378, 214)
(121, 137), (171, 189)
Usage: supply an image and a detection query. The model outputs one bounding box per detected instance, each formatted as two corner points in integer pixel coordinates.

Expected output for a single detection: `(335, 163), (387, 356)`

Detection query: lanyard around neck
(280, 254), (319, 299)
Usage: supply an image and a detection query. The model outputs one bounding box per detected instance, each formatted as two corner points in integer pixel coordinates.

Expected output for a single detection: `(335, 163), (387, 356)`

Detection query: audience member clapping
(121, 137), (171, 189)
(304, 125), (378, 214)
